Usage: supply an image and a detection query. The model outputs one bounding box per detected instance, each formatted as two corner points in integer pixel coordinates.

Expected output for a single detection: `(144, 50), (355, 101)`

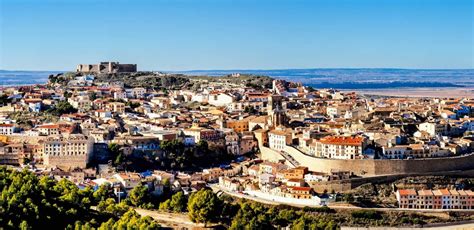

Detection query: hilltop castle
(76, 61), (137, 74)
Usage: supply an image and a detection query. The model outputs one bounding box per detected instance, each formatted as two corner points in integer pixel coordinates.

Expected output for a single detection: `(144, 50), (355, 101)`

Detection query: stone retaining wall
(261, 145), (474, 177)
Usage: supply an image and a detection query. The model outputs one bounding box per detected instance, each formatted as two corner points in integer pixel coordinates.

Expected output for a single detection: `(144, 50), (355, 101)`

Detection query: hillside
(49, 71), (274, 90)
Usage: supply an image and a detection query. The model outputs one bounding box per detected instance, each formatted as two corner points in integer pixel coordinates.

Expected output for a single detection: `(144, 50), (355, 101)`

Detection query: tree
(108, 143), (124, 166)
(19, 220), (30, 230)
(104, 210), (160, 229)
(0, 166), (160, 229)
(0, 94), (11, 105)
(229, 201), (273, 229)
(187, 189), (220, 226)
(93, 184), (114, 203)
(88, 91), (97, 100)
(64, 91), (73, 98)
(159, 199), (171, 211)
(195, 140), (210, 157)
(275, 209), (297, 227)
(97, 198), (129, 216)
(343, 193), (354, 203)
(47, 101), (77, 116)
(129, 184), (148, 207)
(170, 191), (187, 212)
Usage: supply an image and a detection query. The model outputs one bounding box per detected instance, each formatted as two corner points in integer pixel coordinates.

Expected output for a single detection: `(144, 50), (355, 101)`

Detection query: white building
(314, 136), (366, 159)
(268, 129), (292, 151)
(208, 93), (235, 107)
(418, 122), (446, 137)
(0, 124), (15, 135)
(131, 88), (146, 98)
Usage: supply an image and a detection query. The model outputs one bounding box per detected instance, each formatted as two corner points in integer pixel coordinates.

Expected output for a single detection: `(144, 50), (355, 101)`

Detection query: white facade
(132, 88), (146, 98)
(0, 124), (14, 135)
(418, 122), (446, 137)
(208, 93), (235, 107)
(269, 131), (288, 151)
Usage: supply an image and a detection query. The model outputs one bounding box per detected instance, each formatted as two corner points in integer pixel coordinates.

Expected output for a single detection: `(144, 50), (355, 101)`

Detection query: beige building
(312, 136), (366, 159)
(43, 134), (93, 169)
(0, 124), (15, 135)
(107, 102), (125, 113)
(38, 124), (60, 136)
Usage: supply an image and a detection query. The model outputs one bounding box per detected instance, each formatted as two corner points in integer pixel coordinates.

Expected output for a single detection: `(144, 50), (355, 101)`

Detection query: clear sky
(0, 0), (473, 71)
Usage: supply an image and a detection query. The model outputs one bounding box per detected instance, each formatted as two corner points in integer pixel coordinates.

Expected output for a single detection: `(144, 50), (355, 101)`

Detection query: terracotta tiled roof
(290, 186), (312, 191)
(398, 189), (417, 196)
(39, 124), (59, 129)
(319, 136), (364, 146)
(417, 190), (433, 196)
(438, 189), (451, 195)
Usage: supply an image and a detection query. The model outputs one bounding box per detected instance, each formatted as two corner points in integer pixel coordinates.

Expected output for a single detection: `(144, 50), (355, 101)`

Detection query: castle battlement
(76, 61), (137, 73)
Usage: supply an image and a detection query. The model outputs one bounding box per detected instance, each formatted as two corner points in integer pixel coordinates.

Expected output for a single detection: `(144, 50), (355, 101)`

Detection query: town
(1, 62), (474, 228)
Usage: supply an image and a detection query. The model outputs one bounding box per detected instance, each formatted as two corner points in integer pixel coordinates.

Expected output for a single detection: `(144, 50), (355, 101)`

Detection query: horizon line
(1, 67), (474, 73)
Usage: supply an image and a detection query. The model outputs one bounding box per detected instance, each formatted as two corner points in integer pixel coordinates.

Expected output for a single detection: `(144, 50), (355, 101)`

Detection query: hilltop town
(1, 62), (474, 228)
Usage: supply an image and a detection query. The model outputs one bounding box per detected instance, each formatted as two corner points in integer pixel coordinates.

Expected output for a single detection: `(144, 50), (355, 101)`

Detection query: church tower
(267, 95), (274, 114)
(272, 104), (287, 127)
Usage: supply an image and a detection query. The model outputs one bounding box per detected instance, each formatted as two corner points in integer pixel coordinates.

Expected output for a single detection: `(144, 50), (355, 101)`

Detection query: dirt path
(134, 208), (204, 229)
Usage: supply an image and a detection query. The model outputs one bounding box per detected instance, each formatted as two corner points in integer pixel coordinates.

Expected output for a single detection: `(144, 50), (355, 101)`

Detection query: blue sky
(0, 0), (472, 71)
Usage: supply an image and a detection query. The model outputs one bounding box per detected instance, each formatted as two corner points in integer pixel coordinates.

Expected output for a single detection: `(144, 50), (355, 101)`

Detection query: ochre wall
(261, 145), (474, 176)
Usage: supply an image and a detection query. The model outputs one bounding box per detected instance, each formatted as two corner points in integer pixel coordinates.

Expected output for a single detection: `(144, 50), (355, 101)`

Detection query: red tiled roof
(438, 189), (451, 195)
(319, 136), (364, 146)
(39, 124), (59, 129)
(290, 186), (312, 191)
(398, 189), (417, 196)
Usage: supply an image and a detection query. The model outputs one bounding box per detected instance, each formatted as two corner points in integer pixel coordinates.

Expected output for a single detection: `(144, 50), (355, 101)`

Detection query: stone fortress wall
(44, 154), (88, 170)
(76, 61), (137, 73)
(261, 145), (474, 177)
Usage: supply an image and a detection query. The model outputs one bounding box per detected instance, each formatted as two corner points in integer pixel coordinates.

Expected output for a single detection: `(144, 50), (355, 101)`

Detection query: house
(315, 136), (366, 159)
(225, 131), (240, 155)
(218, 177), (241, 192)
(283, 166), (308, 180)
(286, 178), (305, 187)
(0, 124), (15, 135)
(396, 189), (418, 209)
(113, 173), (141, 189)
(202, 168), (223, 182)
(95, 110), (112, 118)
(396, 189), (474, 210)
(23, 98), (42, 112)
(240, 134), (257, 154)
(183, 124), (221, 143)
(108, 102), (125, 113)
(208, 93), (235, 107)
(268, 128), (292, 151)
(258, 173), (275, 185)
(418, 122), (447, 137)
(248, 165), (259, 177)
(417, 189), (434, 209)
(304, 172), (328, 183)
(259, 161), (287, 175)
(38, 124), (60, 135)
(131, 88), (146, 98)
(285, 186), (313, 199)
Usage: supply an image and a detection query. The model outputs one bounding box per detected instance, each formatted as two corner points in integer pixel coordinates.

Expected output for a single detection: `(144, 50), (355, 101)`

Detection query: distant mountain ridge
(1, 68), (473, 89)
(177, 68), (474, 89)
